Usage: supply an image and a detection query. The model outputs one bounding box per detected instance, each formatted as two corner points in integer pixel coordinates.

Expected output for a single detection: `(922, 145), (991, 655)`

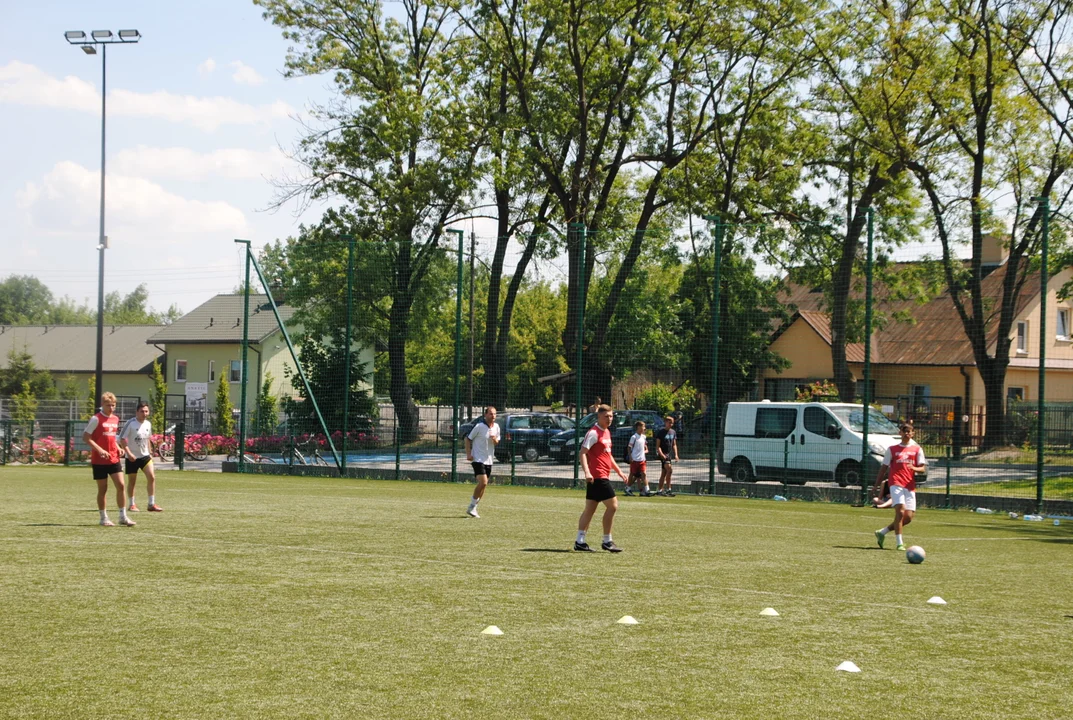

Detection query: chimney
(981, 234), (1008, 266)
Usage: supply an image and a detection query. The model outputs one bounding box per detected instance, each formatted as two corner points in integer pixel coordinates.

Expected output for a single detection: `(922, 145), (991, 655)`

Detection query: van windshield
(831, 407), (900, 435)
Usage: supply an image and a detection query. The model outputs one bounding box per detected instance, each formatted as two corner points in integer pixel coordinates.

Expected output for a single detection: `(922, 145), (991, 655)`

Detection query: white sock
(128, 495), (135, 506)
(576, 531), (586, 543)
(119, 508), (128, 520)
(148, 495), (155, 506)
(896, 534), (904, 545)
(99, 510), (108, 522)
(878, 527), (890, 536)
(469, 497), (478, 509)
(602, 534), (612, 544)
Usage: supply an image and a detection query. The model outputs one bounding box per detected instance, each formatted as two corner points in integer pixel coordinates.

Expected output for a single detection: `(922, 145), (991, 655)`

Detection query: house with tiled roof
(146, 293), (375, 423)
(0, 324), (164, 400)
(763, 239), (1073, 415)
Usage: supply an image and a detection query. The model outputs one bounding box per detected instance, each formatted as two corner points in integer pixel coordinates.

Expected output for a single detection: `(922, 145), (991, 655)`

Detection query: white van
(718, 401), (906, 487)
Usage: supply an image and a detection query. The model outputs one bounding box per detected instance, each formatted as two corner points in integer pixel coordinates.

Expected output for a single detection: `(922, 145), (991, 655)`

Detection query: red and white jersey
(883, 441), (926, 491)
(84, 412), (121, 465)
(582, 425), (614, 478)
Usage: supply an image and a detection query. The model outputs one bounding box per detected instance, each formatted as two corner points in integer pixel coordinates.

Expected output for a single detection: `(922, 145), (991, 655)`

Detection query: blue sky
(0, 0), (337, 315)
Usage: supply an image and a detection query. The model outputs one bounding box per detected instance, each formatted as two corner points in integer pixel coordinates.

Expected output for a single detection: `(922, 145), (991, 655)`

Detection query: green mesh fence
(219, 212), (1070, 515)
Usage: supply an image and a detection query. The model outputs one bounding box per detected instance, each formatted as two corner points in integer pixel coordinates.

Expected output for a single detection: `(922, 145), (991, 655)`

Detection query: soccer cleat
(875, 530), (885, 549)
(119, 516), (137, 527)
(896, 544), (907, 551)
(128, 504), (139, 512)
(147, 504), (164, 512)
(601, 541), (623, 553)
(640, 490), (653, 497)
(100, 518), (115, 527)
(623, 486), (635, 496)
(466, 507), (480, 518)
(665, 490), (676, 497)
(573, 541), (595, 552)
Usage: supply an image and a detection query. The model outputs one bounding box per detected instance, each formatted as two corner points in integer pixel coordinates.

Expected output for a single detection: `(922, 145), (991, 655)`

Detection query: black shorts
(125, 456), (152, 474)
(660, 457), (675, 467)
(586, 477), (616, 502)
(92, 462), (123, 480)
(472, 462), (493, 478)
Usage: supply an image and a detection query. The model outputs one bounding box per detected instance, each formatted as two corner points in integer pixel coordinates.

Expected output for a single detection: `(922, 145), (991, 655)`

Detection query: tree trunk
(980, 357), (1009, 448)
(388, 298), (421, 443)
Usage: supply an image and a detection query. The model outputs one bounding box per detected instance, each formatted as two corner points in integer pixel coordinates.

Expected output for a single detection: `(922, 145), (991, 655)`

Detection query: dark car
(547, 410), (666, 464)
(458, 412), (575, 462)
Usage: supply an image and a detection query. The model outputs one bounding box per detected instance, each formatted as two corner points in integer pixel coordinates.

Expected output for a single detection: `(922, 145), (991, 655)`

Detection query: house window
(209, 360), (216, 383)
(1016, 321), (1027, 353)
(229, 360), (242, 383)
(1007, 387), (1025, 402)
(1058, 309), (1070, 341)
(910, 384), (931, 410)
(175, 359), (187, 382)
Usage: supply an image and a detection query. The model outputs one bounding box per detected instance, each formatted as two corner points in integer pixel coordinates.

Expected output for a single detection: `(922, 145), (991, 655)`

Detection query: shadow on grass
(23, 523), (77, 527)
(832, 545), (882, 551)
(520, 548), (572, 553)
(421, 515), (473, 519)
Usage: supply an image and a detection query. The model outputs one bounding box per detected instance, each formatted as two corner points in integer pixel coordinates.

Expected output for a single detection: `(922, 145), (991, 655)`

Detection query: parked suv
(459, 412), (575, 462)
(547, 410), (665, 464)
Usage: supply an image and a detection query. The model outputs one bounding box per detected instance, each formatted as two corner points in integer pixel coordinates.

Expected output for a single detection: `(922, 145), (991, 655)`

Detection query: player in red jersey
(82, 392), (134, 527)
(873, 423), (925, 551)
(574, 405), (628, 552)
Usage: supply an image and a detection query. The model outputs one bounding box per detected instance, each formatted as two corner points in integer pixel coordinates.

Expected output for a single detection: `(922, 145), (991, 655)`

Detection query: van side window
(755, 408), (797, 438)
(804, 407), (837, 436)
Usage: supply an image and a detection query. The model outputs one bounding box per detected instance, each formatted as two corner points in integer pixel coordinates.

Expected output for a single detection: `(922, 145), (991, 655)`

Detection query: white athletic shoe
(119, 516), (137, 527)
(466, 507), (480, 518)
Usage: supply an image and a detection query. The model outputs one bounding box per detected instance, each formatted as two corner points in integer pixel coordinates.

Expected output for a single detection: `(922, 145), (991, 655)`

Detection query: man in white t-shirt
(464, 406), (501, 518)
(120, 402), (162, 512)
(624, 420), (651, 496)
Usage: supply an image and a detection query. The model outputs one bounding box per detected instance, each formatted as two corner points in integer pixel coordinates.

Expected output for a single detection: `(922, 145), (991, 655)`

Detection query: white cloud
(0, 61), (293, 132)
(16, 161), (249, 237)
(198, 58), (217, 75)
(112, 145), (292, 180)
(0, 61), (98, 112)
(230, 61), (265, 86)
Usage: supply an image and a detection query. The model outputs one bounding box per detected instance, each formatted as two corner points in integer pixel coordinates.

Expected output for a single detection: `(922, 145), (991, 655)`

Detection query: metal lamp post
(64, 29), (140, 406)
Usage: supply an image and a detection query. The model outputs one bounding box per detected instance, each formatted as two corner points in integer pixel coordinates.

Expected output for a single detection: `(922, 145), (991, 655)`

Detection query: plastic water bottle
(773, 495), (787, 502)
(974, 507), (994, 514)
(1024, 514), (1043, 522)
(1054, 519), (1061, 526)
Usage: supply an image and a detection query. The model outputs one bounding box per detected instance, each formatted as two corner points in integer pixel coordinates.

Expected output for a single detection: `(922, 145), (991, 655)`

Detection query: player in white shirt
(624, 421), (652, 496)
(119, 402), (162, 512)
(464, 406), (501, 518)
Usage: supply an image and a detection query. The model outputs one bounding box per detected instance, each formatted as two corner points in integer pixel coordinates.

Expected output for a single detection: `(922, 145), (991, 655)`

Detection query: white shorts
(890, 485), (916, 511)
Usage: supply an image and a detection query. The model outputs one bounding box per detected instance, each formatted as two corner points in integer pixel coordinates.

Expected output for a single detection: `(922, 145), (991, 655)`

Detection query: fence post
(236, 239), (251, 476)
(176, 422), (185, 470)
(569, 222), (587, 489)
(703, 216), (724, 495)
(64, 420), (72, 466)
(953, 396), (963, 460)
(342, 235), (355, 478)
(783, 438), (789, 492)
(860, 206), (874, 506)
(394, 411), (401, 481)
(1033, 195), (1049, 514)
(944, 445), (951, 509)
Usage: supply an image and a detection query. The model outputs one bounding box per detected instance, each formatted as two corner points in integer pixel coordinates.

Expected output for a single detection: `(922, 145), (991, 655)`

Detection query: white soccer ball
(906, 545), (926, 564)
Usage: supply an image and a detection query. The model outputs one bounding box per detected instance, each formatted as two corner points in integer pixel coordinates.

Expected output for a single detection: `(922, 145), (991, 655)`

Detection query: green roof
(147, 294), (296, 344)
(0, 325), (164, 373)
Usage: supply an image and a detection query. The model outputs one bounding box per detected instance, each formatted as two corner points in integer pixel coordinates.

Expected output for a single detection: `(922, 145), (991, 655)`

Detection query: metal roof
(146, 294), (295, 344)
(0, 325), (164, 373)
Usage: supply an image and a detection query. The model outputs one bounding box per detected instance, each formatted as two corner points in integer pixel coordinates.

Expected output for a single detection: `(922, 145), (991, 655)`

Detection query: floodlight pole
(448, 229), (465, 484)
(1033, 195), (1049, 514)
(65, 30), (140, 408)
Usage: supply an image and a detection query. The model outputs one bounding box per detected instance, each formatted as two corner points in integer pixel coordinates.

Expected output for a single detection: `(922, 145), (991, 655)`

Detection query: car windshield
(831, 406), (901, 435)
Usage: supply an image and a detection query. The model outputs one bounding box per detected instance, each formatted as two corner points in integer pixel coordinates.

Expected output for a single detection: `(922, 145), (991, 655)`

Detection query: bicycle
(7, 431), (48, 465)
(226, 449), (270, 464)
(287, 438), (331, 466)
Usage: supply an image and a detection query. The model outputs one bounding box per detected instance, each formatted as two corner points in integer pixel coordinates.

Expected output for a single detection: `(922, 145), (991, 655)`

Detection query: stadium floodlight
(63, 27), (141, 407)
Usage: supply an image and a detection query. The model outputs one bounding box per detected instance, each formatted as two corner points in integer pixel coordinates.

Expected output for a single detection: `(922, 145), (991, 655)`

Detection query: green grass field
(1, 467), (1071, 719)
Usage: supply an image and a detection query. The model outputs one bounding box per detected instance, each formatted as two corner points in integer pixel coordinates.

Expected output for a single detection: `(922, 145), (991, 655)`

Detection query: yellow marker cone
(617, 615), (639, 625)
(481, 625), (504, 635)
(759, 607), (780, 616)
(835, 661), (861, 673)
(927, 596), (947, 605)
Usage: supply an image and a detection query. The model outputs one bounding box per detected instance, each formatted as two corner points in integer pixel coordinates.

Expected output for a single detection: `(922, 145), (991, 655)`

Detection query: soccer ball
(906, 545), (926, 564)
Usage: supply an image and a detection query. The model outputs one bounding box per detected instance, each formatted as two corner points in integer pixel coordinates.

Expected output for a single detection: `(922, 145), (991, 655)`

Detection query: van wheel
(836, 460), (862, 487)
(730, 458), (754, 483)
(523, 446), (540, 463)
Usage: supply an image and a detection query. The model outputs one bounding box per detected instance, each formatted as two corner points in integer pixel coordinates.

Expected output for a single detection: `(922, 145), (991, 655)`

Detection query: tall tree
(256, 0), (482, 442)
(906, 0), (1073, 447)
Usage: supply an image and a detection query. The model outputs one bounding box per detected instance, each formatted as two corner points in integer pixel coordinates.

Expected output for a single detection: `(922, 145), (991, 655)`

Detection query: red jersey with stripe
(583, 425), (614, 478)
(86, 412), (121, 465)
(884, 441), (926, 491)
